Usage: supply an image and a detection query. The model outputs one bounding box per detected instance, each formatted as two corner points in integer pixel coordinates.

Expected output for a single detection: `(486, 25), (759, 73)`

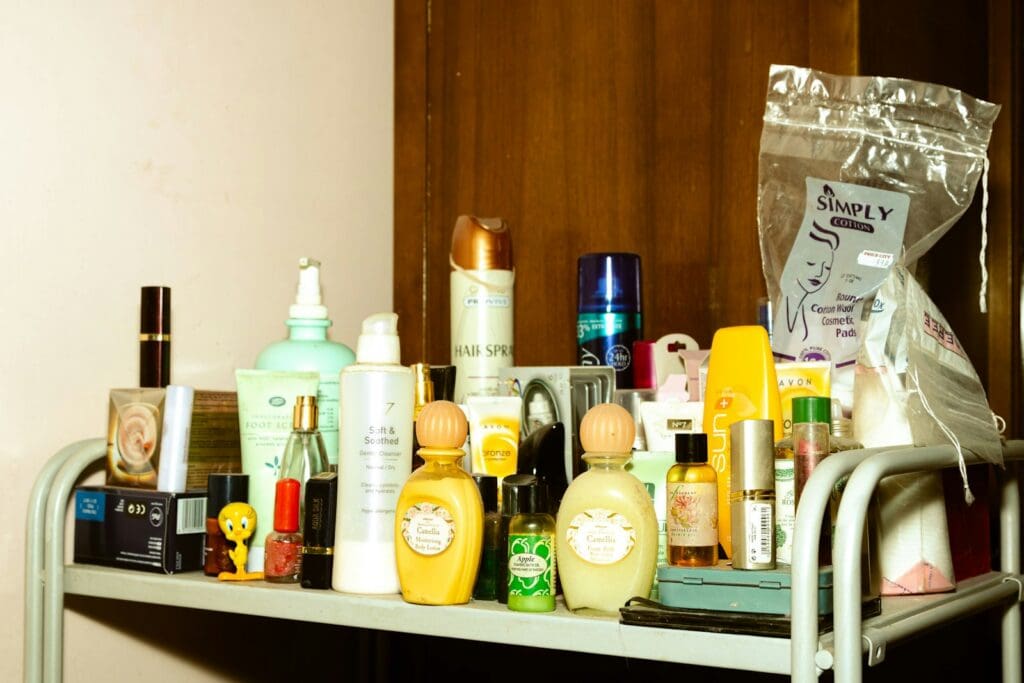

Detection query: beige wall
(1, 2), (394, 680)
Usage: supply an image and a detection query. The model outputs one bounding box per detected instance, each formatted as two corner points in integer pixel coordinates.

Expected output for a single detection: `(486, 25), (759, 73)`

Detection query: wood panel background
(395, 0), (1021, 435)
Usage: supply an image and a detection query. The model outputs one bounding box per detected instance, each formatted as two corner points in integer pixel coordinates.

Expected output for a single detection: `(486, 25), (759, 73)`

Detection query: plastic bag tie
(979, 156), (991, 314)
(908, 367), (975, 505)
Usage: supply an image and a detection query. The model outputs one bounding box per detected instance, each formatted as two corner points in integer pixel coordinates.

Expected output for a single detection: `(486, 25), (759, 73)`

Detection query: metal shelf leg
(24, 439), (105, 683)
(1001, 461), (1022, 683)
(40, 440), (108, 683)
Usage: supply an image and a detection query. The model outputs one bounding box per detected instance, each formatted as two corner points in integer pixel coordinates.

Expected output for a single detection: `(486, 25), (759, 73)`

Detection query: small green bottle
(507, 485), (556, 613)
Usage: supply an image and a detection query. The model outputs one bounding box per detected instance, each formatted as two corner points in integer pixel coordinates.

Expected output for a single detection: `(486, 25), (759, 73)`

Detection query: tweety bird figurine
(217, 502), (265, 581)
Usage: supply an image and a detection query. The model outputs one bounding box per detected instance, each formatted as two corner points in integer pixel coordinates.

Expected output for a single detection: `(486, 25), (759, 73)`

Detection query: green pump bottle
(256, 258), (355, 467)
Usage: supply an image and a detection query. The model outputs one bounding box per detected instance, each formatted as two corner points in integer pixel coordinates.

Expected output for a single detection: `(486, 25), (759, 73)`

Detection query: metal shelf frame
(24, 439), (1024, 682)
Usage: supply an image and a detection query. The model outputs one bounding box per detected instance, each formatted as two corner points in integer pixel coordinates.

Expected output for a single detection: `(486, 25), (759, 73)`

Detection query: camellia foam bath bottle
(555, 403), (658, 613)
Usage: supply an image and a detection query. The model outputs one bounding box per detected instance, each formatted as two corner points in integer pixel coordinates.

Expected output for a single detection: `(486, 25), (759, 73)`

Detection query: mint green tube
(235, 369), (319, 572)
(626, 450), (677, 598)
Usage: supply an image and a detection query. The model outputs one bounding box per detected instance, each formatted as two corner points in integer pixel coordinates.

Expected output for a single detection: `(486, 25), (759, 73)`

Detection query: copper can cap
(293, 395), (319, 431)
(450, 215), (513, 270)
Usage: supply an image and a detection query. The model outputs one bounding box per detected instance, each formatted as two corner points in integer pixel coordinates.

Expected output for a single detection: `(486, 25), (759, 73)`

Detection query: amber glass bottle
(666, 433), (718, 567)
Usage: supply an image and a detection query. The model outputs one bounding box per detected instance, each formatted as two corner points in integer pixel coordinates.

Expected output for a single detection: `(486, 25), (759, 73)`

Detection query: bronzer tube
(140, 286), (171, 387)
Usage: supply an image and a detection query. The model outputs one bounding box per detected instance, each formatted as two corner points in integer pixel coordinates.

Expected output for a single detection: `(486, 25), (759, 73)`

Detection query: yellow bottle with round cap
(555, 403), (659, 614)
(395, 401), (484, 605)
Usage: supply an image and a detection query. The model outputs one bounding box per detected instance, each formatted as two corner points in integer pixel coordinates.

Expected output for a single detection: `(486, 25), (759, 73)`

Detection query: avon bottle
(556, 403), (658, 613)
(256, 258), (356, 467)
(333, 313), (414, 594)
(395, 401), (483, 605)
(265, 478), (303, 583)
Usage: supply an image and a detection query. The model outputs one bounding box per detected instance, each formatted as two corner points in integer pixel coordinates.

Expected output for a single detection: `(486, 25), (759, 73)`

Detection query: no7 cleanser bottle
(333, 313), (414, 593)
(450, 215), (514, 403)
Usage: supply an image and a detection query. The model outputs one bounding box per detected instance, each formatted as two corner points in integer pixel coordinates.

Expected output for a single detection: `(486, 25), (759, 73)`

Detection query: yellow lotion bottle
(556, 403), (658, 614)
(702, 326), (782, 559)
(395, 401), (484, 605)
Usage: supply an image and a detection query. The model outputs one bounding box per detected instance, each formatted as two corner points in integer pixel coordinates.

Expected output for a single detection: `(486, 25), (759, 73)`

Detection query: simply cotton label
(773, 178), (909, 366)
(772, 178), (908, 409)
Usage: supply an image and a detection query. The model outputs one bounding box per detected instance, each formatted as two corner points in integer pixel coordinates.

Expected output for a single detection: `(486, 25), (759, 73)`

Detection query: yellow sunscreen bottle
(702, 326), (782, 559)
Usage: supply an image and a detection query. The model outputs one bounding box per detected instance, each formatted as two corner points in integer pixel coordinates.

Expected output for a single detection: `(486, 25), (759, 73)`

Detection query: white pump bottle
(332, 313), (414, 593)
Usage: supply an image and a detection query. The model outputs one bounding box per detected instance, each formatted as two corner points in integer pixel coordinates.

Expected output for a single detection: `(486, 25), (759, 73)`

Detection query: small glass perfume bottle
(280, 395), (329, 514)
(265, 478), (303, 583)
(666, 433), (718, 567)
(775, 396), (832, 564)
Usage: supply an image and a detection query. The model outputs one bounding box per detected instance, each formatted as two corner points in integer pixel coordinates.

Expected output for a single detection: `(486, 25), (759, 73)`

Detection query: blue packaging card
(75, 490), (106, 522)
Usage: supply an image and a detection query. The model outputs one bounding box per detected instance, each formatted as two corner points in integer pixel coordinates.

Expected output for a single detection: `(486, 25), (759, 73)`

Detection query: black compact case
(300, 472), (338, 589)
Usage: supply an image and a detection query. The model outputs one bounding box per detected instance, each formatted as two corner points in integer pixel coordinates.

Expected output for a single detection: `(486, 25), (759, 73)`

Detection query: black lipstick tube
(140, 286), (171, 388)
(301, 472), (338, 589)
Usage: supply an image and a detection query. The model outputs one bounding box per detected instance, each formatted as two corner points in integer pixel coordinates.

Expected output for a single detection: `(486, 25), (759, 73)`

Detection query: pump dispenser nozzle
(290, 258), (328, 319)
(356, 312), (401, 364)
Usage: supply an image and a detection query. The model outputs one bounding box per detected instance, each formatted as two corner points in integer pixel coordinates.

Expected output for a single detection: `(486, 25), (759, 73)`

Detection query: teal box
(657, 562), (834, 615)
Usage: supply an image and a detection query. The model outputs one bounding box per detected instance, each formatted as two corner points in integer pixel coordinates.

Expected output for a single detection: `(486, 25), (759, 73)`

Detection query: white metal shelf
(25, 438), (1024, 682)
(61, 564), (792, 674)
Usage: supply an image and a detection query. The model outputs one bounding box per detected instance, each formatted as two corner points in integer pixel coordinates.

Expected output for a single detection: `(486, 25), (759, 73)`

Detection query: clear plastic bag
(757, 65), (999, 412)
(855, 265), (1003, 594)
(856, 264), (1003, 471)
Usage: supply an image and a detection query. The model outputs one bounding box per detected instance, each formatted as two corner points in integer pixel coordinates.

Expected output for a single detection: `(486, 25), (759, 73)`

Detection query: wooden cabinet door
(395, 0), (1020, 434)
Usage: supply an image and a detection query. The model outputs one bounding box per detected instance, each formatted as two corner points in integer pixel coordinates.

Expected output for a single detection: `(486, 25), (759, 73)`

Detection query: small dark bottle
(301, 472), (338, 589)
(204, 473), (249, 576)
(139, 286), (171, 388)
(472, 474), (500, 600)
(265, 478), (303, 583)
(410, 363), (435, 470)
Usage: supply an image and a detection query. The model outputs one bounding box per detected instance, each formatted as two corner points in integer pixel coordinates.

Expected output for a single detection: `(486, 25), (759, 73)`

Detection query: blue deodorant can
(576, 253), (642, 388)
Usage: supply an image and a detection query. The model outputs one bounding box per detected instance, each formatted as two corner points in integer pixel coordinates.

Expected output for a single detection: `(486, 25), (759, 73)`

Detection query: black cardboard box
(74, 486), (207, 574)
